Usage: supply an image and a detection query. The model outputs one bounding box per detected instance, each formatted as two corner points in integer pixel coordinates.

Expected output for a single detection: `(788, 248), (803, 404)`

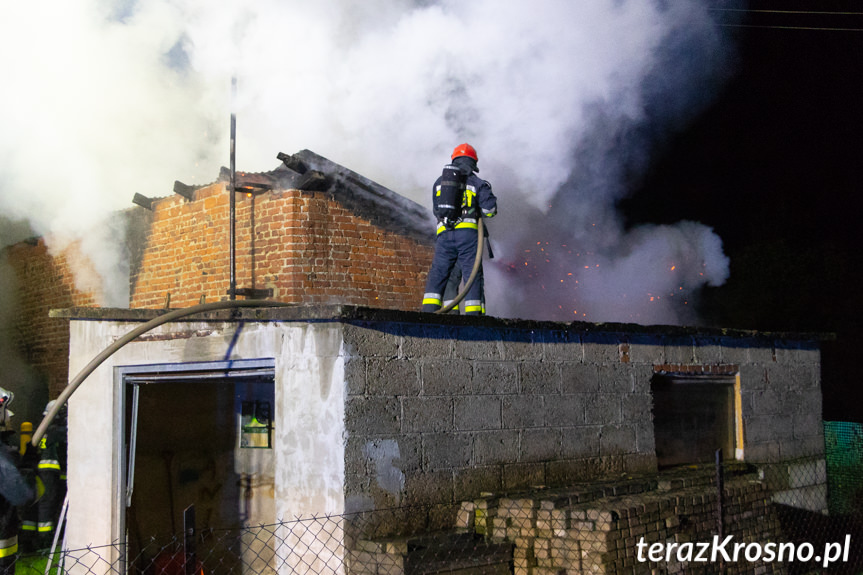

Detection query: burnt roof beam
(173, 180), (197, 200)
(132, 193), (155, 210)
(277, 152), (308, 174)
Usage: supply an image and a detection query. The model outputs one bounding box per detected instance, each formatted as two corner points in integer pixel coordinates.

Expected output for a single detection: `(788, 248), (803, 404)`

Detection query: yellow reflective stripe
(438, 222), (479, 234)
(422, 297), (442, 306)
(20, 523), (36, 532)
(464, 187), (475, 207)
(38, 522), (55, 533)
(39, 460), (61, 470)
(437, 218), (480, 234)
(0, 537), (18, 558)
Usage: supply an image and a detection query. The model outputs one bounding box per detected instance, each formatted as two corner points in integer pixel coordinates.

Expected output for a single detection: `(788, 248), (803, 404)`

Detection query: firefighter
(0, 388), (37, 574)
(35, 401), (66, 550)
(422, 143), (497, 315)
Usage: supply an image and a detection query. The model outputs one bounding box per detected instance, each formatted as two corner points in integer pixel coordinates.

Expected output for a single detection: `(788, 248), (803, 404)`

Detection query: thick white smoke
(1, 0), (736, 323)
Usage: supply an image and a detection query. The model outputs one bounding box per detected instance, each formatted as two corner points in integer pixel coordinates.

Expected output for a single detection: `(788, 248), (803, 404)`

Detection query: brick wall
(3, 239), (99, 398)
(469, 471), (782, 575)
(5, 166), (435, 404)
(354, 467), (785, 575)
(130, 183), (434, 310)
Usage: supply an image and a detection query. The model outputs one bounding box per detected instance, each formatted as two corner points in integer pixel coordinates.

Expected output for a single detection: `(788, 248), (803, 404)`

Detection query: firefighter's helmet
(451, 143), (478, 162)
(0, 387), (11, 408)
(0, 386), (13, 429)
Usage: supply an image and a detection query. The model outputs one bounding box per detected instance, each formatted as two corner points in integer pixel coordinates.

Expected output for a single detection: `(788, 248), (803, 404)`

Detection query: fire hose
(434, 217), (485, 315)
(32, 221), (486, 442)
(31, 299), (294, 447)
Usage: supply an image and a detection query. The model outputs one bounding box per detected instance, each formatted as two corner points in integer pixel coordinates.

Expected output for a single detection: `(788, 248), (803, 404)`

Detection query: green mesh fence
(824, 420), (863, 516)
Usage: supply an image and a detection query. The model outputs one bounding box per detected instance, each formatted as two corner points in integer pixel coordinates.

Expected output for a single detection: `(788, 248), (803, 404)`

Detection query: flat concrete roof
(49, 303), (832, 342)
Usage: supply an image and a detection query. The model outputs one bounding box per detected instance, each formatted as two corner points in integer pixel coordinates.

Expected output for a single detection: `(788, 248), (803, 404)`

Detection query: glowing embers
(499, 233), (709, 322)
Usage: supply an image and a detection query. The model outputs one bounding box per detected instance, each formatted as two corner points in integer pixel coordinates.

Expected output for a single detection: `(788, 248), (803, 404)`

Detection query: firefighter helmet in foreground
(0, 386), (13, 430)
(451, 143), (478, 162)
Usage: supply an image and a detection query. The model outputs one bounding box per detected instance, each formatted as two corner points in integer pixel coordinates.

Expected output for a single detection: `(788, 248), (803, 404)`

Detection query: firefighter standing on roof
(422, 143), (497, 315)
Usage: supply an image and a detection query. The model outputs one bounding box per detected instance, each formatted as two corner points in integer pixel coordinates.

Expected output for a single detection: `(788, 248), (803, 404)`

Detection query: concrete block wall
(340, 316), (826, 536)
(735, 339), (824, 463)
(52, 306), (827, 570)
(129, 182), (434, 310)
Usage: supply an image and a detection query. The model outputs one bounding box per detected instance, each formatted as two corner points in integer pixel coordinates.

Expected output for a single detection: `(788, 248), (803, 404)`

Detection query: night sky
(621, 2), (863, 420)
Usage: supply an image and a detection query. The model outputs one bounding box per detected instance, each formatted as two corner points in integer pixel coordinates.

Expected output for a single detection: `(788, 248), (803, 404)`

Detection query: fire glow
(498, 240), (700, 322)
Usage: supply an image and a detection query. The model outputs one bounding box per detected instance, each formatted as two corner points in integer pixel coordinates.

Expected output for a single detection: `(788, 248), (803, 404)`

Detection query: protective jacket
(1, 445), (35, 573)
(35, 421), (65, 549)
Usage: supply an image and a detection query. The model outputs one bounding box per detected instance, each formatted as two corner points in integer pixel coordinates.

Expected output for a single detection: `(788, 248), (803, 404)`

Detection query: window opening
(240, 400), (272, 449)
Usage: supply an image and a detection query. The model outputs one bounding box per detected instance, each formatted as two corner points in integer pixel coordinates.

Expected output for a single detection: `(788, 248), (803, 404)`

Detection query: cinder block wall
(129, 183), (434, 310)
(3, 238), (99, 398)
(340, 317), (826, 534)
(54, 306), (826, 558)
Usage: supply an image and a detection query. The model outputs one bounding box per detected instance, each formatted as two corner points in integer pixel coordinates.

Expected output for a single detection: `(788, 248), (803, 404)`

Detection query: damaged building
(2, 151), (839, 574)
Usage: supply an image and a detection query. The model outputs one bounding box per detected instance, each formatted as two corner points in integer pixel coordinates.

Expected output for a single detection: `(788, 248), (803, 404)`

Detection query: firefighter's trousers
(422, 228), (485, 315)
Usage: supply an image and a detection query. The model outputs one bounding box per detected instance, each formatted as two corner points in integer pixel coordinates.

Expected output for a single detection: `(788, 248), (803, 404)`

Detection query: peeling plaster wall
(274, 323), (346, 518)
(65, 318), (346, 567)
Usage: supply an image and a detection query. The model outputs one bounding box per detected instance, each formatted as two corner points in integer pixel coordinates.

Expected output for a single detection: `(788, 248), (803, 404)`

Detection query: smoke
(1, 0), (738, 324)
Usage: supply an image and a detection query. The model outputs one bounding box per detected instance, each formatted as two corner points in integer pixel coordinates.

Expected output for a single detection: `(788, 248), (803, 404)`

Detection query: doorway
(118, 359), (275, 570)
(651, 373), (738, 468)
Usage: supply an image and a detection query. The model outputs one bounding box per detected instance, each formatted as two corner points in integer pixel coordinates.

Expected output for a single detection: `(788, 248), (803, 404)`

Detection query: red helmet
(451, 143), (478, 162)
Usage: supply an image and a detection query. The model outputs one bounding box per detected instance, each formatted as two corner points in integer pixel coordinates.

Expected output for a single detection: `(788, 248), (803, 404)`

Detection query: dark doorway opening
(651, 373), (736, 469)
(119, 360), (275, 571)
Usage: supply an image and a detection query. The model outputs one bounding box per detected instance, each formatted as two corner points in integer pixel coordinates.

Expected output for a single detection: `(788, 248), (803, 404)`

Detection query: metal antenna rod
(229, 76), (237, 300)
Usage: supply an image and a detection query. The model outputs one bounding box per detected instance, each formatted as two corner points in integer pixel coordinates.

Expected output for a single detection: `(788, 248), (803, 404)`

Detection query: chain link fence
(7, 423), (863, 575)
(10, 508), (513, 575)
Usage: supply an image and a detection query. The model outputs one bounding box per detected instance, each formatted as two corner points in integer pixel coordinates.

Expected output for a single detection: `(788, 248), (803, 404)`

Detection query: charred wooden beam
(132, 193), (155, 210)
(277, 152), (308, 174)
(173, 180), (197, 200)
(296, 170), (329, 191)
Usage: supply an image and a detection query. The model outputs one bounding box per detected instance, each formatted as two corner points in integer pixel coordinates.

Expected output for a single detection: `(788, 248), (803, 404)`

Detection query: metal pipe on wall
(31, 299), (294, 446)
(229, 76), (238, 300)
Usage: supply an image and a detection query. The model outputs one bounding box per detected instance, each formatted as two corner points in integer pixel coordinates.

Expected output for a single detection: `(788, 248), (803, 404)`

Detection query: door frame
(113, 358), (275, 557)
